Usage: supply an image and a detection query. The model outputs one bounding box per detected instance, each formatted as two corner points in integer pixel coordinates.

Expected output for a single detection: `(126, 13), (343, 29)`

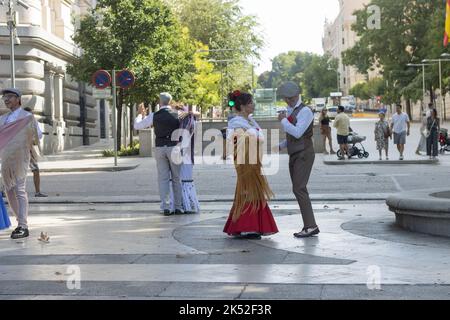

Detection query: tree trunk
(406, 99), (412, 121)
(430, 85), (434, 105)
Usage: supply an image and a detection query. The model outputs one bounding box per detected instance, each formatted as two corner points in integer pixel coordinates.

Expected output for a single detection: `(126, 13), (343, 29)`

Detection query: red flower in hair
(232, 90), (241, 97)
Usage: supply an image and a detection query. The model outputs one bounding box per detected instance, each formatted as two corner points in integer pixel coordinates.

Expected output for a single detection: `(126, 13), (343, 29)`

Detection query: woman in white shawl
(223, 91), (278, 240)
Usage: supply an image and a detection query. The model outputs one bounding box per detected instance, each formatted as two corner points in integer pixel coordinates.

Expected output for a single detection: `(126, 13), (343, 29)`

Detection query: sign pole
(112, 69), (118, 167)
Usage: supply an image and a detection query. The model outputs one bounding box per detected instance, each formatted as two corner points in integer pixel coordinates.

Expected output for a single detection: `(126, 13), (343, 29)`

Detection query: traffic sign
(92, 70), (112, 89)
(93, 87), (112, 100)
(116, 69), (135, 89)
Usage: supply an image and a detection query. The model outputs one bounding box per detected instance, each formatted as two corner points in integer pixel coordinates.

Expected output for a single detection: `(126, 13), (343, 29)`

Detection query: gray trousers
(289, 147), (317, 229)
(155, 146), (183, 211)
(6, 178), (28, 229)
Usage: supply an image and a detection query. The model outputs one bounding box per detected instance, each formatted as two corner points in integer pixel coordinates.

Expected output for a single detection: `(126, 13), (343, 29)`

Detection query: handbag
(423, 119), (436, 138)
(384, 127), (391, 139)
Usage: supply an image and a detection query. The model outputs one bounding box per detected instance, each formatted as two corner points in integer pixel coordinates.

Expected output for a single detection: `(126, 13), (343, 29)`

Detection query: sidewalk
(1, 201), (450, 299)
(38, 140), (140, 173)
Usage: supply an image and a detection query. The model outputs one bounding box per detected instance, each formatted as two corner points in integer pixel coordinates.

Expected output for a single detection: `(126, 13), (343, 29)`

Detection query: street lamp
(208, 58), (246, 117)
(422, 55), (450, 120)
(406, 63), (432, 101)
(1, 0), (30, 87)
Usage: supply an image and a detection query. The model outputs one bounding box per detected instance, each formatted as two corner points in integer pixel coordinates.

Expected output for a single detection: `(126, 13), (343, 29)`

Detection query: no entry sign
(92, 70), (112, 89)
(116, 70), (135, 89)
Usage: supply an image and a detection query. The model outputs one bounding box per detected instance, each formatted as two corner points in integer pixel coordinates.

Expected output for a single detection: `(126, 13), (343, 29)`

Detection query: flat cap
(1, 88), (22, 97)
(278, 82), (300, 98)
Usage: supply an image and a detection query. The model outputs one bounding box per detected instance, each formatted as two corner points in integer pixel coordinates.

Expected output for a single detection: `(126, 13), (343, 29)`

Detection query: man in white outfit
(0, 88), (42, 239)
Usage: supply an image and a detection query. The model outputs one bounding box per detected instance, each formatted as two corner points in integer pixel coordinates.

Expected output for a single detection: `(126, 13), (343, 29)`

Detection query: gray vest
(286, 104), (314, 156)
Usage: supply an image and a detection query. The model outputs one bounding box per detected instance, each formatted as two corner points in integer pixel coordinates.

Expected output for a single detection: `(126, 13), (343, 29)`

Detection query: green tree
(349, 78), (386, 100)
(68, 0), (194, 149)
(167, 0), (263, 106)
(342, 0), (447, 118)
(183, 43), (221, 114)
(303, 54), (339, 99)
(257, 51), (338, 101)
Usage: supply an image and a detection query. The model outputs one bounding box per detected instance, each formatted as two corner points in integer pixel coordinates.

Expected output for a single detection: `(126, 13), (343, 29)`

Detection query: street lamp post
(208, 58), (246, 117)
(422, 55), (450, 120)
(7, 0), (16, 87)
(407, 63), (432, 104)
(2, 0), (30, 87)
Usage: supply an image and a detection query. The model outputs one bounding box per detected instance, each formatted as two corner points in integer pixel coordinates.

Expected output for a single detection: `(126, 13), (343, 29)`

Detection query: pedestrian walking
(390, 104), (410, 161)
(334, 106), (351, 160)
(426, 108), (440, 159)
(23, 107), (48, 198)
(374, 110), (391, 160)
(0, 88), (42, 239)
(416, 111), (427, 155)
(319, 109), (336, 155)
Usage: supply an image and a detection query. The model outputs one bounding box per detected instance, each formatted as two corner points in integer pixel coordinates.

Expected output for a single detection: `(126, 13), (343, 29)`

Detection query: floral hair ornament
(228, 90), (241, 108)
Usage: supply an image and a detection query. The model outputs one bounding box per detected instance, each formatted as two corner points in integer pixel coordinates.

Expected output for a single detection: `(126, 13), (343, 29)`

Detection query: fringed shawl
(227, 116), (274, 222)
(0, 116), (37, 190)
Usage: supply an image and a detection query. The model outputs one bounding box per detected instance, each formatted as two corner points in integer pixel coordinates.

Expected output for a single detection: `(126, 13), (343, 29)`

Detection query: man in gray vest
(134, 93), (183, 216)
(278, 82), (320, 238)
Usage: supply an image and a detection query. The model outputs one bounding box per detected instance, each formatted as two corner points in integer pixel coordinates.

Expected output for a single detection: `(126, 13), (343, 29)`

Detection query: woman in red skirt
(223, 91), (278, 240)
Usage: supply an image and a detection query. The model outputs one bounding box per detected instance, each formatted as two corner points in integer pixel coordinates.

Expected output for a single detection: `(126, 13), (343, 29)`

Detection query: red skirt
(223, 202), (278, 236)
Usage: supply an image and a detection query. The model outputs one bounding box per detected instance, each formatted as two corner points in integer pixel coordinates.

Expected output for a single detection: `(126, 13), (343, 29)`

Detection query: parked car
(327, 107), (338, 119)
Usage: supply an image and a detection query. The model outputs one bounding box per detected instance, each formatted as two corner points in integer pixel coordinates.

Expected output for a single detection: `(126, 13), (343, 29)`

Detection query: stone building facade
(323, 0), (379, 95)
(0, 0), (109, 154)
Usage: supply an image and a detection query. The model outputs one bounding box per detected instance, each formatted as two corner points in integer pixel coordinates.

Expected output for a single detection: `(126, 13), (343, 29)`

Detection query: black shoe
(243, 233), (262, 240)
(163, 210), (173, 216)
(294, 227), (320, 238)
(174, 209), (184, 215)
(11, 227), (29, 239)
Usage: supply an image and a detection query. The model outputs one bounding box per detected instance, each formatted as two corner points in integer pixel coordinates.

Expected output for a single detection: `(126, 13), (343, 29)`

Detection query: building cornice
(0, 26), (81, 61)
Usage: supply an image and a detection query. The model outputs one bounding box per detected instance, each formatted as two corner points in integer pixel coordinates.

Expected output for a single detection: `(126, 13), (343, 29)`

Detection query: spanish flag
(445, 0), (450, 46)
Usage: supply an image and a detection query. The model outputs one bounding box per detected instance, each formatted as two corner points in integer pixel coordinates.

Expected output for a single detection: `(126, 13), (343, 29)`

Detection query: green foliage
(67, 0), (196, 150)
(167, 0), (263, 96)
(342, 0), (448, 106)
(103, 141), (140, 157)
(349, 78), (386, 100)
(257, 51), (339, 100)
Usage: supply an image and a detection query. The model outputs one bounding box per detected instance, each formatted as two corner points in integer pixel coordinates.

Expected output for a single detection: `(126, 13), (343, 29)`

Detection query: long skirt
(417, 134), (427, 152)
(170, 164), (200, 213)
(0, 195), (11, 230)
(223, 162), (278, 236)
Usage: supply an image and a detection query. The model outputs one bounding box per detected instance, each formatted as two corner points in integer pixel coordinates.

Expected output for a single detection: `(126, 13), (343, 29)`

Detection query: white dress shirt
(279, 101), (314, 149)
(134, 106), (172, 130)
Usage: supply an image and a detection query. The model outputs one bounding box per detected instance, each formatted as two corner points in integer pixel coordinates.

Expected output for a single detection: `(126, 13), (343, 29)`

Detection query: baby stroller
(439, 128), (450, 154)
(336, 132), (369, 159)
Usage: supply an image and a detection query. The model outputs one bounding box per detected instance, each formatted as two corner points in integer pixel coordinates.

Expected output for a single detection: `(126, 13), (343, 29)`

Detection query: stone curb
(21, 194), (390, 204)
(39, 165), (140, 173)
(324, 159), (439, 165)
